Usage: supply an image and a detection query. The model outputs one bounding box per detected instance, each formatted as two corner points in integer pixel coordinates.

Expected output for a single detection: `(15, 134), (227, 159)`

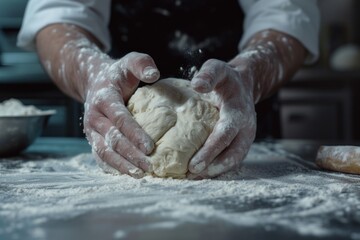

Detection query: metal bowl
(0, 113), (54, 157)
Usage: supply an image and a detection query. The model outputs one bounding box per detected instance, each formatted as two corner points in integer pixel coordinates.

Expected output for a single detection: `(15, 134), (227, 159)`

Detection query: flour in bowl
(0, 99), (54, 116)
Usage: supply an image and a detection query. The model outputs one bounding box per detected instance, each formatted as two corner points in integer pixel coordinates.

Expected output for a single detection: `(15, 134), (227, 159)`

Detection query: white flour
(0, 142), (359, 239)
(0, 99), (54, 117)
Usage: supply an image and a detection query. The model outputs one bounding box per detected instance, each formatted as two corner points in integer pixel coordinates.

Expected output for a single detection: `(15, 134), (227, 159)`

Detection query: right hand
(83, 52), (160, 178)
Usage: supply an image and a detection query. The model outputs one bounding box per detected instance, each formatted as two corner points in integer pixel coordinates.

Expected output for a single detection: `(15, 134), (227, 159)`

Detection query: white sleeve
(17, 0), (112, 52)
(239, 0), (320, 63)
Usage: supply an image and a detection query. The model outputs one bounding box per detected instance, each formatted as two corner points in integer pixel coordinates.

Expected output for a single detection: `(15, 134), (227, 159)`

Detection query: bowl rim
(0, 110), (56, 118)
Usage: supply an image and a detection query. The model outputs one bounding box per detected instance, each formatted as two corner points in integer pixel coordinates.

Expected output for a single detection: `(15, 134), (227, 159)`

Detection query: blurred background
(0, 0), (359, 140)
(0, 0), (84, 137)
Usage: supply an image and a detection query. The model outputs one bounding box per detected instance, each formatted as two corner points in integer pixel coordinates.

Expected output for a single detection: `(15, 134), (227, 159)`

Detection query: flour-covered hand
(187, 30), (307, 179)
(188, 59), (257, 179)
(83, 52), (160, 178)
(36, 24), (162, 178)
(36, 24), (305, 179)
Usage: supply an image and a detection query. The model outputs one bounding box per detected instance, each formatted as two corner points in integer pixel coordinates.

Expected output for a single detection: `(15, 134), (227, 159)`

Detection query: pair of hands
(84, 52), (257, 179)
(36, 25), (304, 179)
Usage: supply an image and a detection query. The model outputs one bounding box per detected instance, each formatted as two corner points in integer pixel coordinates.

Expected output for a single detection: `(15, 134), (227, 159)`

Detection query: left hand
(187, 58), (257, 179)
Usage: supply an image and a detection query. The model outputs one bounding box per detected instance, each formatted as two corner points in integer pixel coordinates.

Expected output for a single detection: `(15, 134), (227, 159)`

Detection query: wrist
(36, 24), (111, 103)
(230, 40), (286, 103)
(230, 30), (307, 104)
(77, 50), (114, 100)
(66, 40), (114, 102)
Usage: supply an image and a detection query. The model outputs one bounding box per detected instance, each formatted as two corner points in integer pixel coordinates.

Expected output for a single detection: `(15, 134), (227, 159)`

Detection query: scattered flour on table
(0, 142), (360, 239)
(0, 99), (54, 116)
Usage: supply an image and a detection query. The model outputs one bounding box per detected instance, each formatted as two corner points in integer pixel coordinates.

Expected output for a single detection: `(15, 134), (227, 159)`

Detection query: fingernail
(192, 161), (206, 173)
(143, 66), (159, 80)
(192, 78), (211, 92)
(129, 168), (144, 179)
(140, 140), (154, 155)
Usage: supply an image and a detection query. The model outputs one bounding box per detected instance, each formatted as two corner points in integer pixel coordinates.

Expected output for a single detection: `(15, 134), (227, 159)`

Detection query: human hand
(83, 52), (160, 178)
(187, 59), (257, 179)
(186, 29), (309, 179)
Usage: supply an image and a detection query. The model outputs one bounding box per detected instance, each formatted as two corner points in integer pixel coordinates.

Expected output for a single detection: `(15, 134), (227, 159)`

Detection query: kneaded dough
(315, 145), (360, 175)
(127, 78), (219, 178)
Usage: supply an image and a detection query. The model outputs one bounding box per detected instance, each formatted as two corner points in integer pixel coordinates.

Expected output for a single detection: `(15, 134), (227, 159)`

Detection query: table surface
(1, 137), (359, 240)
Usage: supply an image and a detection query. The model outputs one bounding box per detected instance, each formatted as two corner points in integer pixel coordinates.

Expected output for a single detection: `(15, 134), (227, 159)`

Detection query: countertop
(0, 137), (359, 240)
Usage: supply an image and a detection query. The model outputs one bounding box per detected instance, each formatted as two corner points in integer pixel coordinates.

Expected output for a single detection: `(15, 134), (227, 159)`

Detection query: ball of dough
(127, 78), (219, 178)
(315, 145), (360, 175)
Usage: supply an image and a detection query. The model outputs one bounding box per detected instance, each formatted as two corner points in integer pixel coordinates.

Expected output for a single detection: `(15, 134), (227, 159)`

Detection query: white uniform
(17, 0), (320, 63)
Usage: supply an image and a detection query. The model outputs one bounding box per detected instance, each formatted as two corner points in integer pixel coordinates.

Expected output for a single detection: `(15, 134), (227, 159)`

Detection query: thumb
(123, 52), (160, 83)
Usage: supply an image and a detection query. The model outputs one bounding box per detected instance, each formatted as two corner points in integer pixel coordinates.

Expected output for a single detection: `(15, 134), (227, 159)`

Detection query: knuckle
(105, 127), (123, 150)
(216, 123), (238, 147)
(126, 51), (140, 58)
(126, 51), (149, 62)
(113, 110), (129, 129)
(205, 58), (223, 67)
(107, 60), (123, 77)
(95, 146), (107, 160)
(125, 52), (153, 68)
(90, 88), (110, 106)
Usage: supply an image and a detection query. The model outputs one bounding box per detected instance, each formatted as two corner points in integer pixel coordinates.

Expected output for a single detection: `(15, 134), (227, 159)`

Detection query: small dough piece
(127, 78), (219, 178)
(315, 145), (360, 174)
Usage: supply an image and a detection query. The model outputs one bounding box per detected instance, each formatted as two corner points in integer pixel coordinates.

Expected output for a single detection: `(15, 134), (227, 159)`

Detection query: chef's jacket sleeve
(17, 0), (112, 52)
(239, 0), (320, 63)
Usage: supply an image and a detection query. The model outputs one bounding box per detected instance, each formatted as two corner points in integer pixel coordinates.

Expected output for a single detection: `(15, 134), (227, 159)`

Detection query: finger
(92, 87), (155, 154)
(89, 130), (145, 178)
(187, 133), (251, 179)
(187, 155), (238, 180)
(90, 114), (153, 172)
(188, 112), (240, 174)
(191, 59), (230, 93)
(105, 103), (154, 154)
(122, 52), (160, 83)
(107, 102), (155, 155)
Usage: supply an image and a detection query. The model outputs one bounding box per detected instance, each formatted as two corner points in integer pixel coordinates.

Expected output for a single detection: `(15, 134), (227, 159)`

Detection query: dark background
(1, 0), (359, 141)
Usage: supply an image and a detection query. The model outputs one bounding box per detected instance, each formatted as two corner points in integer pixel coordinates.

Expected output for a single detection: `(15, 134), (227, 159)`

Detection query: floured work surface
(1, 140), (360, 240)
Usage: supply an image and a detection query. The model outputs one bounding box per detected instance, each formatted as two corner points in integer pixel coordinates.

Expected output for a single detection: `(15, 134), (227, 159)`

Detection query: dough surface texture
(315, 145), (360, 175)
(127, 78), (219, 178)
